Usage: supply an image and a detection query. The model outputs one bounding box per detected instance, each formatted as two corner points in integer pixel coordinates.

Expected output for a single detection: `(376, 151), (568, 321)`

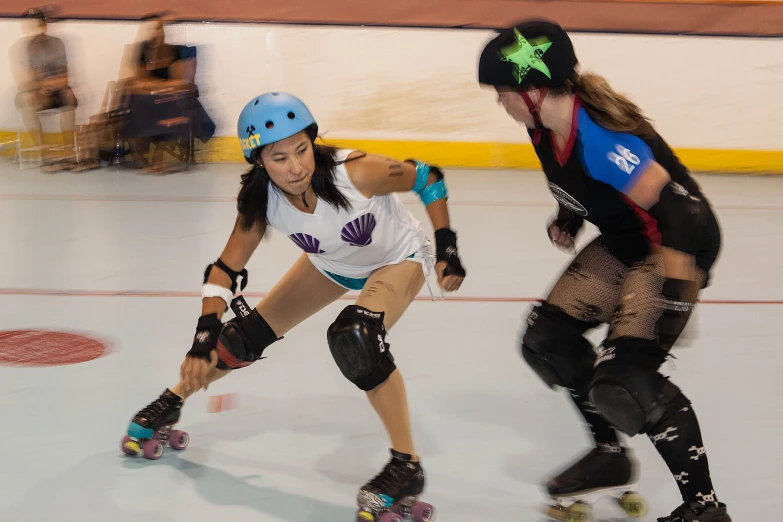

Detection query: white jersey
(266, 149), (431, 280)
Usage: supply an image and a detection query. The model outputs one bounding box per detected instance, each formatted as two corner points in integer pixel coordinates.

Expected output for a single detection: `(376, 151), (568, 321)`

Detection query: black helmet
(478, 19), (578, 90)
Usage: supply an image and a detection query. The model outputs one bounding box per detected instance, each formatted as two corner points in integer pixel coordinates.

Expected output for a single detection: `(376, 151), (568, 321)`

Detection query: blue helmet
(237, 92), (317, 164)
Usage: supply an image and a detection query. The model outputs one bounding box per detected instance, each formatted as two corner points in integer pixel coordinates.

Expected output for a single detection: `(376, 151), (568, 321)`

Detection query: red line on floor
(1, 194), (783, 211)
(0, 288), (780, 305)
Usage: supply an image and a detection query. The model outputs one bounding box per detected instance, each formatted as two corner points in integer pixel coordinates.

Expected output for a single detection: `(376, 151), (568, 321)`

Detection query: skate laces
(367, 458), (408, 494)
(139, 396), (171, 420)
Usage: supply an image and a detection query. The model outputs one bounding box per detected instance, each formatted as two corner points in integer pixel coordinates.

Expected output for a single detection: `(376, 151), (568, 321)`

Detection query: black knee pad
(520, 303), (596, 390)
(327, 305), (396, 391)
(588, 338), (688, 436)
(216, 296), (281, 370)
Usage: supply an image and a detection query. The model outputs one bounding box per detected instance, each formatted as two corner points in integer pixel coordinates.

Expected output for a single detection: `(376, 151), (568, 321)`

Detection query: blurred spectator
(10, 8), (79, 172)
(122, 13), (197, 174)
(129, 13), (195, 92)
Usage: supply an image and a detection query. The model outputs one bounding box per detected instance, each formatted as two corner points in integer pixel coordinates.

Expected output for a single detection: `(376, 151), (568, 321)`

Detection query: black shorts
(542, 202), (721, 347)
(692, 203), (721, 287)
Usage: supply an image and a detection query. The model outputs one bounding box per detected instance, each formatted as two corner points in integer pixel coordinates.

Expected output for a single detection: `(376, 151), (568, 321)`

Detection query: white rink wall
(1, 19), (783, 150)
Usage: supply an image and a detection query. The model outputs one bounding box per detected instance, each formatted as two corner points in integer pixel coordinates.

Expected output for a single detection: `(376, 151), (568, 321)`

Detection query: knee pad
(327, 305), (396, 391)
(216, 296), (281, 370)
(588, 338), (688, 436)
(521, 303), (596, 390)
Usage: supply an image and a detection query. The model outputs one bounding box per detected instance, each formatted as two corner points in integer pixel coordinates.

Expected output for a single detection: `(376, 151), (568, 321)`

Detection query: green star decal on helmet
(499, 29), (553, 84)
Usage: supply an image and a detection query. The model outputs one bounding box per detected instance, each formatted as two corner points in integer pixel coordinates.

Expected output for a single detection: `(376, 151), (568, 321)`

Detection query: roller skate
(543, 444), (647, 522)
(121, 389), (189, 460)
(355, 449), (435, 522)
(657, 501), (731, 522)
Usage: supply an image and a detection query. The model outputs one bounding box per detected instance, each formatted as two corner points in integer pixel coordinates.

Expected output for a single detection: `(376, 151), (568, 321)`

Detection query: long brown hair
(567, 73), (655, 138)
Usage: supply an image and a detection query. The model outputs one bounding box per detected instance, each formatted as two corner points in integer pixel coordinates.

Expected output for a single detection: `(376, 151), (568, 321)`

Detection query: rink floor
(0, 161), (780, 521)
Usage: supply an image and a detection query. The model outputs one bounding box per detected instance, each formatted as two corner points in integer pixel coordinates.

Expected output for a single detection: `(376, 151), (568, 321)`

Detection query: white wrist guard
(202, 283), (234, 308)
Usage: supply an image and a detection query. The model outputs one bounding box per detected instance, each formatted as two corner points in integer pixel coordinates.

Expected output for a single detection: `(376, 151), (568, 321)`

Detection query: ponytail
(573, 73), (655, 138)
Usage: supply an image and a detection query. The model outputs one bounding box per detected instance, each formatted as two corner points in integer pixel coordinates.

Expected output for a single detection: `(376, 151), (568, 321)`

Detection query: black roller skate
(121, 389), (189, 460)
(544, 445), (647, 522)
(658, 501), (731, 522)
(356, 449), (434, 522)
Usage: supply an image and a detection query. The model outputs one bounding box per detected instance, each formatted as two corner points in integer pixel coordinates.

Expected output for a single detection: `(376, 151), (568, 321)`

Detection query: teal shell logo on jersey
(499, 29), (553, 84)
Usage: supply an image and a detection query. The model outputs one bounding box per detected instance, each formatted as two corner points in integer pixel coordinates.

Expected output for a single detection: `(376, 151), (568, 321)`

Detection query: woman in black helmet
(478, 20), (729, 522)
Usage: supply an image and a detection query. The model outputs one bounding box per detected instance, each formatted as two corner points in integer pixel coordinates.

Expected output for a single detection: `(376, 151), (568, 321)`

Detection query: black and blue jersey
(531, 97), (709, 264)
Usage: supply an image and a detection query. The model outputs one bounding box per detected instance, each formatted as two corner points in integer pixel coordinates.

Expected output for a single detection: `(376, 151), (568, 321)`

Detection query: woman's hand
(179, 350), (219, 395)
(548, 222), (575, 252)
(435, 260), (464, 292)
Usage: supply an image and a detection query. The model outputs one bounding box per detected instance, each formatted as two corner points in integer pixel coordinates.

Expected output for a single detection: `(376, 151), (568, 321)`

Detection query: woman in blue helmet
(478, 20), (729, 522)
(122, 92), (465, 521)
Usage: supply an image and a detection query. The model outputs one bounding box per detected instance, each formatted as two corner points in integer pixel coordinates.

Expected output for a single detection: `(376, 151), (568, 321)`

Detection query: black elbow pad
(647, 182), (706, 253)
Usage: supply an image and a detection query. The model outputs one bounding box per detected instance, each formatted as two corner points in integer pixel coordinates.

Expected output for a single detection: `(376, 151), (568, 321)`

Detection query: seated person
(11, 8), (79, 172)
(122, 13), (195, 174)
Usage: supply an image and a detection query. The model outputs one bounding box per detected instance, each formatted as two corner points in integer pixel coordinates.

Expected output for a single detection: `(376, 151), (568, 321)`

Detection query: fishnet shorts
(545, 237), (707, 348)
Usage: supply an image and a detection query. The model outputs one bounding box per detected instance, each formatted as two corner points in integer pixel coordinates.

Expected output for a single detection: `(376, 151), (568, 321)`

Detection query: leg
(130, 138), (151, 169)
(323, 260), (424, 456)
(357, 261), (424, 458)
(326, 260), (430, 518)
(16, 91), (46, 149)
(169, 253), (347, 399)
(589, 258), (727, 514)
(57, 88), (78, 163)
(60, 114), (76, 162)
(527, 237), (627, 447)
(146, 139), (167, 173)
(125, 255), (346, 454)
(522, 239), (644, 511)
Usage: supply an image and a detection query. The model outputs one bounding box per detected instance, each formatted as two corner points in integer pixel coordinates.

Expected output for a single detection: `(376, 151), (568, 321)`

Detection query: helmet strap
(520, 88), (548, 145)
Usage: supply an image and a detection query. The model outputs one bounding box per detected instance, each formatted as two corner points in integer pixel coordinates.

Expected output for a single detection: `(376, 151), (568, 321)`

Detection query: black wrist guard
(187, 313), (223, 361)
(547, 206), (584, 242)
(434, 228), (466, 277)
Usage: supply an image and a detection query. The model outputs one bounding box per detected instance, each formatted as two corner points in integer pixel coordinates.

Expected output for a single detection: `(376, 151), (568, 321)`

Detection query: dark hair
(22, 7), (46, 22)
(237, 125), (358, 232)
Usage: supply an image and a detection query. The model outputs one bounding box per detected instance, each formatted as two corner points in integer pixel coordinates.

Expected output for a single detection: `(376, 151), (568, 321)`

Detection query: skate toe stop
(357, 510), (374, 521)
(128, 422), (154, 439)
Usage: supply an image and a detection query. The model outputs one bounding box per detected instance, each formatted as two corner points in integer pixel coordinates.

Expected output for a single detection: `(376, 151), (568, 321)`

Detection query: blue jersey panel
(576, 108), (654, 194)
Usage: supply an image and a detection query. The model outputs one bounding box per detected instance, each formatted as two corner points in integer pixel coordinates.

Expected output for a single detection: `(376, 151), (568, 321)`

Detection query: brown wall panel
(3, 0), (783, 35)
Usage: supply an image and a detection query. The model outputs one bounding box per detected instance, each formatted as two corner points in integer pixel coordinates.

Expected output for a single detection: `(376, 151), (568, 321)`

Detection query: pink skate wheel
(121, 435), (140, 456)
(412, 502), (435, 522)
(142, 439), (164, 460)
(168, 430), (189, 450)
(378, 513), (403, 522)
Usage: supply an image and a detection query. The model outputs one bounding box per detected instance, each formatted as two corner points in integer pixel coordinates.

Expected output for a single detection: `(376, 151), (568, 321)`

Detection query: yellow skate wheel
(618, 492), (648, 518)
(121, 435), (140, 456)
(566, 502), (595, 522)
(545, 504), (569, 521)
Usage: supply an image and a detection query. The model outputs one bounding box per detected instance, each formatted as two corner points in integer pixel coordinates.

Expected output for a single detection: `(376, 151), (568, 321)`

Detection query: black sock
(648, 399), (719, 507)
(568, 387), (620, 446)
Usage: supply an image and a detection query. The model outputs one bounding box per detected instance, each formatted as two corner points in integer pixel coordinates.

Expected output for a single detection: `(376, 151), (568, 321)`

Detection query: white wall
(2, 19), (783, 150)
